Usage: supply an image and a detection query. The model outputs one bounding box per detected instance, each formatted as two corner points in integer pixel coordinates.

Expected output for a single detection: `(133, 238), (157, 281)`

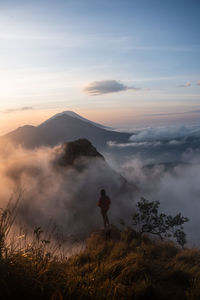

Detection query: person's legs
(105, 213), (109, 226)
(101, 210), (109, 228)
(101, 210), (106, 228)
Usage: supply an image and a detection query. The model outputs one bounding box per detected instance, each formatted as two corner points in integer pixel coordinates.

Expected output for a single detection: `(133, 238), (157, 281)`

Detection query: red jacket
(98, 196), (111, 211)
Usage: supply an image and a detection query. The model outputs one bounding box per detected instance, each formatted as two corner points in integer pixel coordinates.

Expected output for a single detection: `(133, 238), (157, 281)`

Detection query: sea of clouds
(105, 124), (200, 245)
(0, 124), (200, 246)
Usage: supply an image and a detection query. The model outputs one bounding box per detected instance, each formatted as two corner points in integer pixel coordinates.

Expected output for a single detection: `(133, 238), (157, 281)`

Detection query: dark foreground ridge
(0, 225), (200, 300)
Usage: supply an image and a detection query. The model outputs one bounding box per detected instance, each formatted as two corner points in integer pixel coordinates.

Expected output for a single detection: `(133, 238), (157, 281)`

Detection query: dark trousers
(101, 209), (110, 228)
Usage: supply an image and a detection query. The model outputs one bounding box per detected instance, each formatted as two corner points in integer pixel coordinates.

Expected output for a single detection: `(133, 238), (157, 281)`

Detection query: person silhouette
(97, 189), (111, 228)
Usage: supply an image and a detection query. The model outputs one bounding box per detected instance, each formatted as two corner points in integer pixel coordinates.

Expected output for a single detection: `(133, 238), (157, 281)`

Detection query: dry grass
(0, 203), (200, 299)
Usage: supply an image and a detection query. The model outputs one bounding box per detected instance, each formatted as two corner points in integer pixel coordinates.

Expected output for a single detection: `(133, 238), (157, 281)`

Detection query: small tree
(132, 197), (189, 248)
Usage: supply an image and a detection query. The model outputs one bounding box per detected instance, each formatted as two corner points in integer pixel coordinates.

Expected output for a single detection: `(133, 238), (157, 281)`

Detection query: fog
(1, 124), (200, 246)
(118, 156), (200, 246)
(0, 142), (136, 240)
(105, 124), (200, 246)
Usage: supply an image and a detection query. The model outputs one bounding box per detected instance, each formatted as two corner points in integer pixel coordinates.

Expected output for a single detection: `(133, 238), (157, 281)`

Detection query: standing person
(97, 189), (111, 228)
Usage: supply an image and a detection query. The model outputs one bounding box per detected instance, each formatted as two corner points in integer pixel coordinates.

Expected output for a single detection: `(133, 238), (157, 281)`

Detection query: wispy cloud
(131, 46), (200, 52)
(197, 80), (200, 86)
(145, 109), (200, 117)
(176, 82), (191, 88)
(107, 141), (162, 148)
(84, 80), (141, 96)
(0, 106), (33, 114)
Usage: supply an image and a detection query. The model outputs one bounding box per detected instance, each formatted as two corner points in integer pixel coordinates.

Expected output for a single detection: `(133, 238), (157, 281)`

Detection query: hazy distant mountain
(2, 112), (131, 149)
(42, 110), (111, 129)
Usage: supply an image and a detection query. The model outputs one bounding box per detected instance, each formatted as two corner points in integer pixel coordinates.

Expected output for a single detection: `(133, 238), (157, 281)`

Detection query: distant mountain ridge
(1, 111), (131, 149)
(41, 110), (111, 129)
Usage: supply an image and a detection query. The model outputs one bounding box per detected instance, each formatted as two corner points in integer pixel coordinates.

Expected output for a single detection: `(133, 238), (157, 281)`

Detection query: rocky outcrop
(55, 139), (104, 166)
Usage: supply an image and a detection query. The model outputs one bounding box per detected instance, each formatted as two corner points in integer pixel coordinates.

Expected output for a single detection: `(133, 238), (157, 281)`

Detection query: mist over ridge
(0, 111), (200, 245)
(0, 138), (136, 239)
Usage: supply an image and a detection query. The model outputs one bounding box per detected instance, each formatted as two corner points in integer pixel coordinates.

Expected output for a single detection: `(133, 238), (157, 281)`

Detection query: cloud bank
(1, 126), (200, 247)
(106, 124), (200, 165)
(104, 123), (200, 246)
(119, 156), (200, 246)
(129, 125), (200, 142)
(84, 80), (141, 95)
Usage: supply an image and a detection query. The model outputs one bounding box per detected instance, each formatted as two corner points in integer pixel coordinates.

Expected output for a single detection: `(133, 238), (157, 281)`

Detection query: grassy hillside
(1, 224), (200, 300)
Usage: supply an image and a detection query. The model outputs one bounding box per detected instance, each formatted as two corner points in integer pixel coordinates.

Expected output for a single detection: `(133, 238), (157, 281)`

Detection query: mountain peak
(49, 111), (81, 120)
(2, 111), (131, 149)
(40, 110), (110, 129)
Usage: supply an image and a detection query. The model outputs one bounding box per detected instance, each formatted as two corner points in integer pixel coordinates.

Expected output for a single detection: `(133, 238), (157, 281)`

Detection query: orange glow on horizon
(0, 105), (194, 136)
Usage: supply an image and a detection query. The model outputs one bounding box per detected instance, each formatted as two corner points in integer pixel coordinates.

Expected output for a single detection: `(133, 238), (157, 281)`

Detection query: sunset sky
(0, 0), (200, 134)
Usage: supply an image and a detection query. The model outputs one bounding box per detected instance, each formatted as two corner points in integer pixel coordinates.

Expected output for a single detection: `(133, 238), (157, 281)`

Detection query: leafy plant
(132, 197), (189, 248)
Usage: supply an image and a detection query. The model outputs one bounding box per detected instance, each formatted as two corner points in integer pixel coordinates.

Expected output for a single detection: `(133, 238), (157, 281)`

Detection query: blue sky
(0, 0), (200, 133)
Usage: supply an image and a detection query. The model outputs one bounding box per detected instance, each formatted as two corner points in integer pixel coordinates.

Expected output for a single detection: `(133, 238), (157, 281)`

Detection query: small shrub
(132, 197), (189, 248)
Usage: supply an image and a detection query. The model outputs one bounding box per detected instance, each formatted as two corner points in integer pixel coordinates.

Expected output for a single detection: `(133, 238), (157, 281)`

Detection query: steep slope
(1, 125), (40, 148)
(2, 112), (130, 149)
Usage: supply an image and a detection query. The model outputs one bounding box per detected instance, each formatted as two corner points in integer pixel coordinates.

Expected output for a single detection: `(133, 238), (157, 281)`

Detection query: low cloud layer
(107, 140), (184, 148)
(119, 155), (200, 246)
(1, 127), (200, 247)
(84, 80), (141, 95)
(129, 125), (200, 142)
(107, 125), (200, 165)
(104, 123), (200, 246)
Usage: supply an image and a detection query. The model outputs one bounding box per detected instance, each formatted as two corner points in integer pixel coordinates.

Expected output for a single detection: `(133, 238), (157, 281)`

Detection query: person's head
(100, 189), (106, 196)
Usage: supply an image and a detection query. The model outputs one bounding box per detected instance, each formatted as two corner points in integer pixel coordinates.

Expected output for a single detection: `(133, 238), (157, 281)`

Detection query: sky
(0, 0), (200, 135)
